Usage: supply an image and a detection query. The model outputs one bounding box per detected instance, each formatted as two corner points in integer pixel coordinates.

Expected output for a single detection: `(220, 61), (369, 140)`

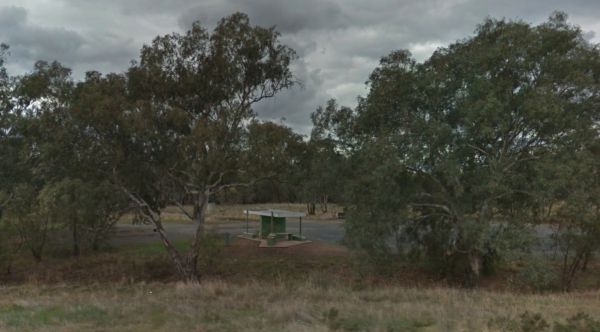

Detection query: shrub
(517, 258), (558, 291)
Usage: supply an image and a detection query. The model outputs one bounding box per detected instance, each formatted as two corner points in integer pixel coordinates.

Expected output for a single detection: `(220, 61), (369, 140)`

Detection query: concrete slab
(258, 239), (312, 248)
(243, 209), (305, 218)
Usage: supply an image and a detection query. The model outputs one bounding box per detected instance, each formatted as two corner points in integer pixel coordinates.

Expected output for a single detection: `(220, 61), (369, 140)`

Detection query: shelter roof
(243, 209), (305, 218)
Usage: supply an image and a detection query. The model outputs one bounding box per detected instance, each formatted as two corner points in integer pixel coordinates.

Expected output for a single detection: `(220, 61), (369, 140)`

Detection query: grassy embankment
(1, 237), (600, 331)
(2, 203), (600, 331)
(1, 281), (600, 331)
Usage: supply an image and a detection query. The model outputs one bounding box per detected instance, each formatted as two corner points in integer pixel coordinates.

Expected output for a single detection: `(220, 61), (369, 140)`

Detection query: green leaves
(124, 13), (297, 197)
(345, 13), (600, 282)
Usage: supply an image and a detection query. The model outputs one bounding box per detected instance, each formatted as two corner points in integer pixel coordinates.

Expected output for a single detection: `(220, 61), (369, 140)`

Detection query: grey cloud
(3, 0), (600, 132)
(179, 0), (600, 131)
(279, 36), (318, 58)
(0, 6), (138, 78)
(59, 0), (196, 16)
(0, 6), (26, 27)
(178, 0), (349, 33)
(254, 59), (331, 135)
(0, 6), (84, 73)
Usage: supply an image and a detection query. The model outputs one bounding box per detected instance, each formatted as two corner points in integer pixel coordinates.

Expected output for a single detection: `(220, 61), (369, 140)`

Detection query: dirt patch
(224, 237), (350, 258)
(0, 238), (353, 286)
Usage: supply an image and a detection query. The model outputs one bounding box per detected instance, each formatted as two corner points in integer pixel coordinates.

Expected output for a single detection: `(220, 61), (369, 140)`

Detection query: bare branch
(501, 155), (540, 173)
(119, 186), (160, 224)
(209, 175), (274, 195)
(411, 212), (450, 222)
(409, 203), (452, 215)
(467, 143), (489, 156)
(174, 201), (194, 221)
(208, 172), (226, 189)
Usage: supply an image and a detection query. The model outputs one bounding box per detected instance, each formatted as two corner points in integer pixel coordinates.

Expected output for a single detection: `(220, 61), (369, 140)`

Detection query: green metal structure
(260, 215), (286, 238)
(243, 209), (306, 244)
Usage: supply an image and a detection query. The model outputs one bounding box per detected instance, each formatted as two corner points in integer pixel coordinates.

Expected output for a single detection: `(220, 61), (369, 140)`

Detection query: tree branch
(209, 175), (273, 195)
(409, 203), (452, 215)
(411, 212), (450, 222)
(467, 143), (489, 156)
(208, 172), (226, 189)
(174, 202), (194, 221)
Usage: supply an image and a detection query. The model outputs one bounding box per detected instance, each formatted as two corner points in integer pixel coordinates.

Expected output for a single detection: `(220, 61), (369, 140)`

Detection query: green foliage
(39, 179), (127, 254)
(0, 54), (129, 262)
(345, 140), (412, 256)
(480, 223), (535, 275)
(343, 12), (600, 284)
(0, 43), (10, 112)
(532, 143), (600, 290)
(517, 257), (559, 291)
(0, 13), (297, 281)
(0, 214), (20, 274)
(2, 184), (50, 261)
(301, 99), (356, 212)
(222, 120), (307, 203)
(2, 8), (600, 292)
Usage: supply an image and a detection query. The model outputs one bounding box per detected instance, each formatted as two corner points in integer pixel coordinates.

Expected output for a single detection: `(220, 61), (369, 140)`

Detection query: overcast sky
(1, 0), (599, 134)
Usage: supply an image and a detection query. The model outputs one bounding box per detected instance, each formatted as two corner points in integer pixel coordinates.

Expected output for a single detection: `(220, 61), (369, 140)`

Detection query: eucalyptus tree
(347, 13), (600, 284)
(0, 44), (15, 213)
(0, 60), (75, 262)
(0, 43), (10, 131)
(529, 139), (600, 290)
(303, 99), (354, 214)
(3, 61), (128, 260)
(240, 120), (306, 203)
(0, 44), (17, 269)
(40, 178), (128, 256)
(81, 13), (296, 282)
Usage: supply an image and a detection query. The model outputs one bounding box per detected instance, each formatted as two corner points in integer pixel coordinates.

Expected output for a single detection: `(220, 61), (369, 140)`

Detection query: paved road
(110, 219), (346, 246)
(111, 219), (559, 253)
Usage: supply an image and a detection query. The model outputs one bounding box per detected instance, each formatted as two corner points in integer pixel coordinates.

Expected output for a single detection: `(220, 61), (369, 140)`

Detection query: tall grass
(0, 281), (599, 331)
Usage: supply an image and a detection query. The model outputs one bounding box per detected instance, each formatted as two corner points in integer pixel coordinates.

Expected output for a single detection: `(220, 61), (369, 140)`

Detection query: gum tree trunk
(125, 189), (201, 283)
(184, 189), (210, 282)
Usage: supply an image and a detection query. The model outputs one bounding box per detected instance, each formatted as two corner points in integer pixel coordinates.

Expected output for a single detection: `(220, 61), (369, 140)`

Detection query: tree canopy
(343, 13), (600, 284)
(79, 13), (297, 281)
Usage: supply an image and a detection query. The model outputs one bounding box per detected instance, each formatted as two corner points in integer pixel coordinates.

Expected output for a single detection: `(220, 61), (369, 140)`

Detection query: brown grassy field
(3, 215), (600, 331)
(1, 281), (600, 331)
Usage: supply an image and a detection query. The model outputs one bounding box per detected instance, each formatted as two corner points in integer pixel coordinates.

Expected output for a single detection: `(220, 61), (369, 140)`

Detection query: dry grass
(3, 226), (600, 331)
(0, 281), (599, 331)
(2, 238), (600, 331)
(120, 203), (344, 224)
(204, 203), (343, 222)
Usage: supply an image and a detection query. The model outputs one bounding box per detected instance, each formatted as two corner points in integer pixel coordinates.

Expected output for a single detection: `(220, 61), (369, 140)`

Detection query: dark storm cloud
(0, 6), (84, 72)
(3, 0), (600, 132)
(254, 59), (331, 135)
(0, 5), (138, 78)
(178, 0), (349, 33)
(56, 0), (196, 17)
(173, 0), (600, 133)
